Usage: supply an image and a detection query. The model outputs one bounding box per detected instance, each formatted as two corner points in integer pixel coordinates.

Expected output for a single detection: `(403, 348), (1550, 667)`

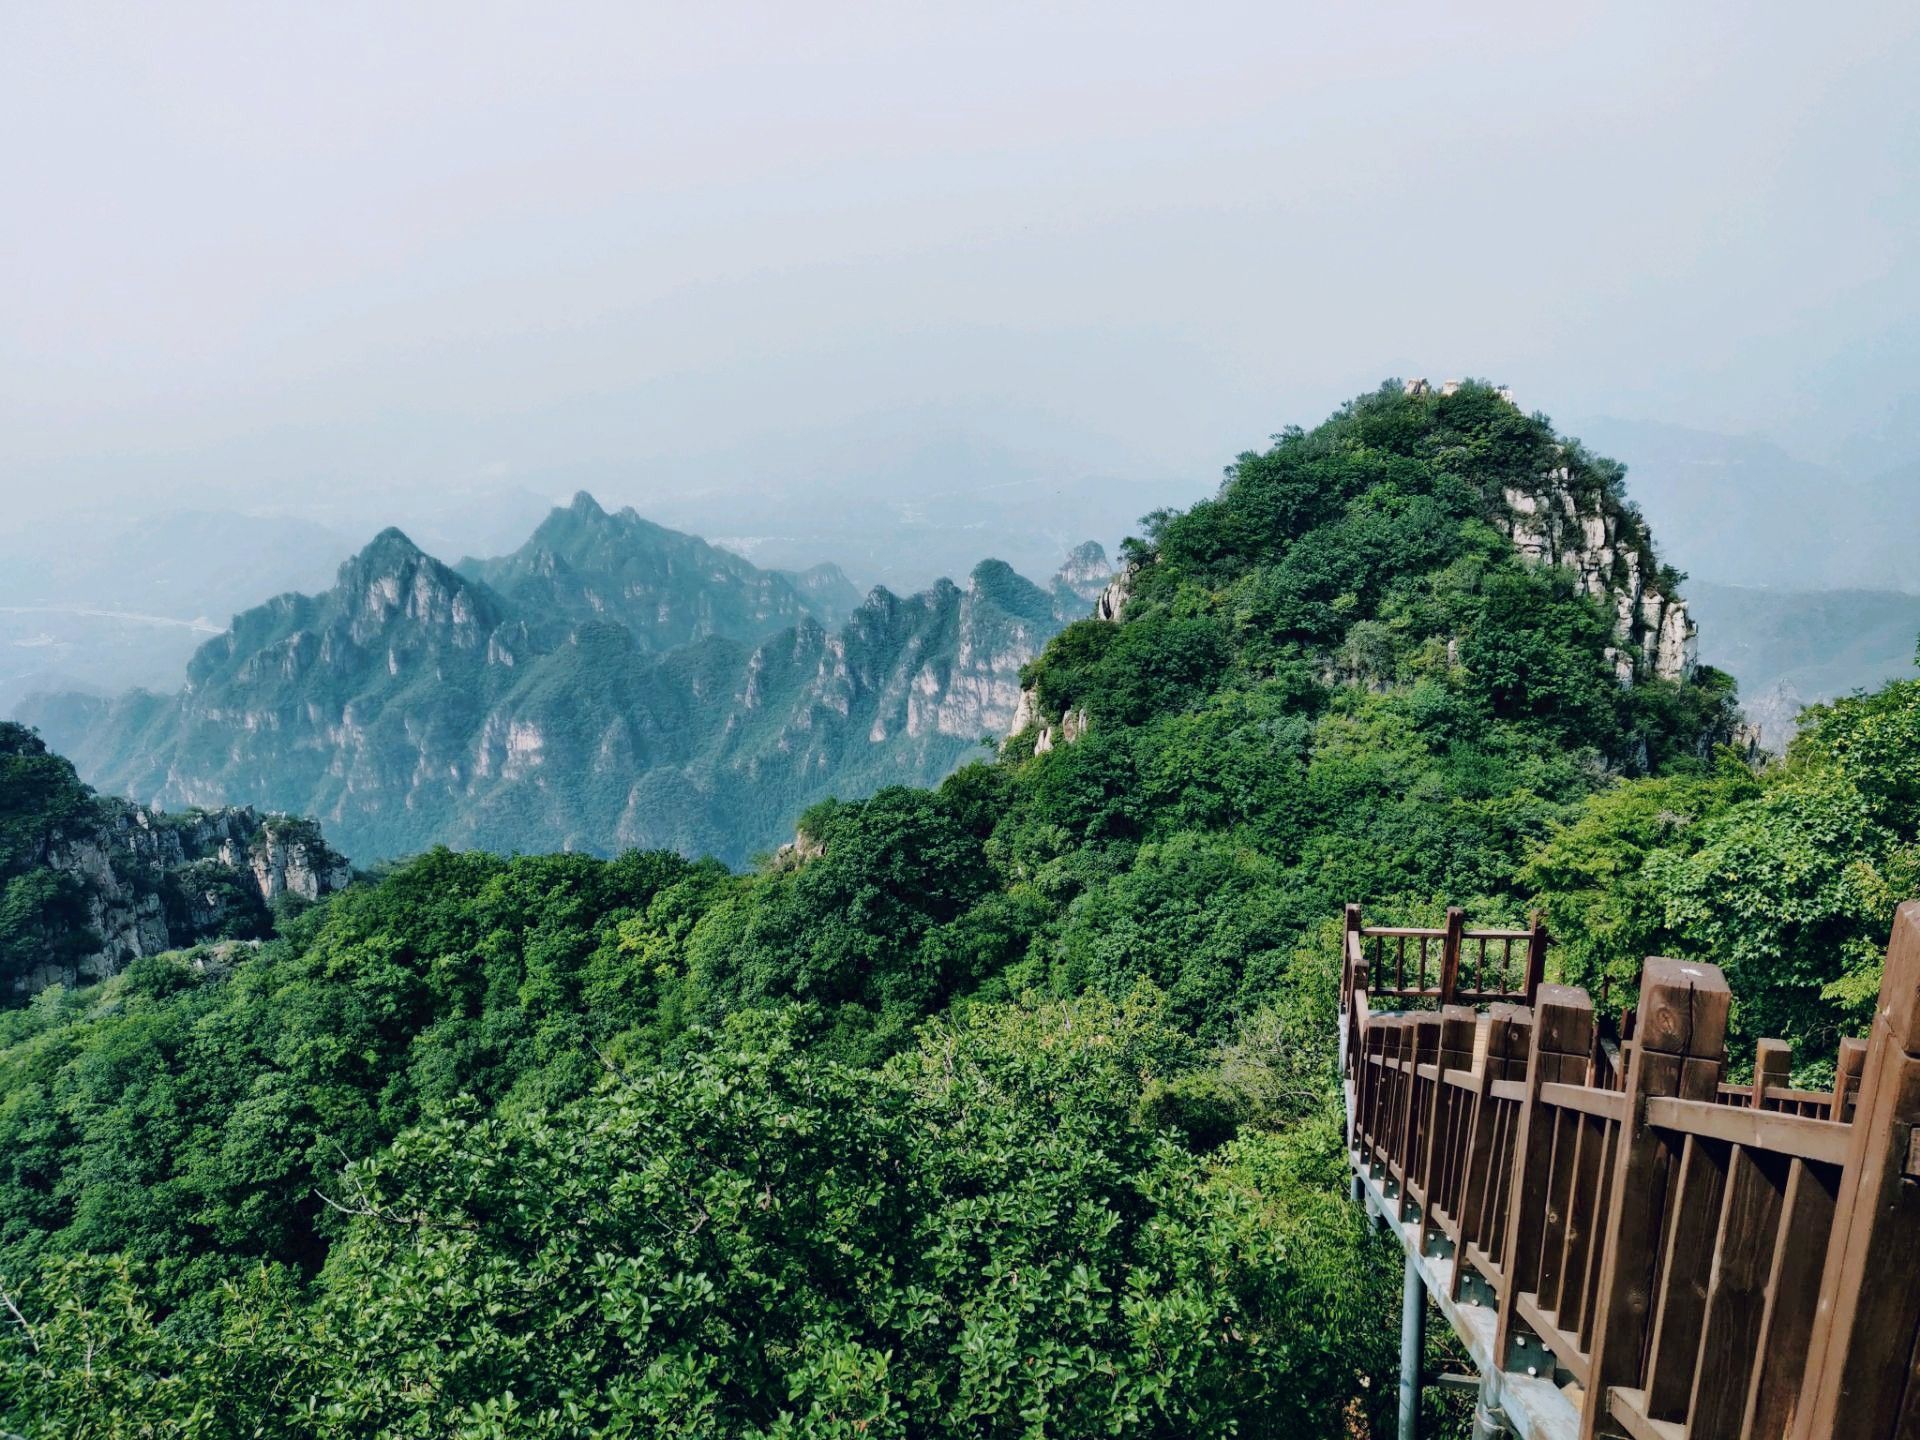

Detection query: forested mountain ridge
(457, 491), (861, 649)
(0, 721), (348, 1000)
(22, 500), (1103, 865)
(18, 382), (1894, 1440)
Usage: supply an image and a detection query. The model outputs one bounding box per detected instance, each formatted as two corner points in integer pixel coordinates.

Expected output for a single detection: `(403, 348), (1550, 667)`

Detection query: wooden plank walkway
(1341, 901), (1920, 1440)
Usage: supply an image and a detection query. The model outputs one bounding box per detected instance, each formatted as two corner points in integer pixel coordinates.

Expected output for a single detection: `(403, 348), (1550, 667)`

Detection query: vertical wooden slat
(1397, 1015), (1439, 1221)
(1537, 1107), (1578, 1314)
(1832, 1037), (1866, 1125)
(1686, 1144), (1788, 1440)
(1578, 956), (1732, 1440)
(1741, 1156), (1839, 1440)
(1419, 1006), (1476, 1254)
(1441, 1009), (1478, 1217)
(1793, 902), (1920, 1440)
(1482, 1010), (1527, 1281)
(1489, 1093), (1516, 1270)
(1642, 1134), (1728, 1422)
(1555, 1108), (1606, 1341)
(1495, 984), (1594, 1366)
(1367, 1022), (1393, 1163)
(1378, 1021), (1404, 1168)
(1577, 1111), (1618, 1354)
(1358, 1022), (1386, 1161)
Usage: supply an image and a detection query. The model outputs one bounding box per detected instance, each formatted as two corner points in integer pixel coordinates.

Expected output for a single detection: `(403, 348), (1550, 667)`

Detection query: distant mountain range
(1689, 582), (1920, 750)
(20, 494), (1107, 865)
(1567, 416), (1918, 594)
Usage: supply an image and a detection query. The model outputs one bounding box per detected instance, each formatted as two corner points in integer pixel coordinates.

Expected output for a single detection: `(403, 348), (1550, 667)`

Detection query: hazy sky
(3, 1), (1917, 536)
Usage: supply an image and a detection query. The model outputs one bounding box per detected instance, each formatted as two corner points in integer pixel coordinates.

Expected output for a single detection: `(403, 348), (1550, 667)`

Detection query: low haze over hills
(1688, 582), (1920, 750)
(1569, 416), (1920, 594)
(14, 405), (1918, 784)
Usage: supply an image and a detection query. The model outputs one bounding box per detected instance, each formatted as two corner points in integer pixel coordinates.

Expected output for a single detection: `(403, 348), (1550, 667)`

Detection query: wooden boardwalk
(1340, 901), (1920, 1440)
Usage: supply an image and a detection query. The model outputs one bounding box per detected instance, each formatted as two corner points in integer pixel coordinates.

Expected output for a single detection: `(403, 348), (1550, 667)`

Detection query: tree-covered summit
(1023, 380), (1731, 772)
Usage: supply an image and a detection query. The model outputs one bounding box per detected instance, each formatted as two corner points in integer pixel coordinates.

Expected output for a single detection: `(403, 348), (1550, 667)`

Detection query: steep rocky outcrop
(1008, 546), (1137, 748)
(23, 507), (1105, 866)
(1093, 563), (1135, 624)
(1, 722), (349, 1000)
(1499, 473), (1695, 684)
(1399, 378), (1697, 687)
(1052, 541), (1115, 611)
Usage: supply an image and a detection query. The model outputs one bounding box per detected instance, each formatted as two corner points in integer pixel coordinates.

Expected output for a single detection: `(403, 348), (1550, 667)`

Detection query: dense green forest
(5, 383), (1913, 1437)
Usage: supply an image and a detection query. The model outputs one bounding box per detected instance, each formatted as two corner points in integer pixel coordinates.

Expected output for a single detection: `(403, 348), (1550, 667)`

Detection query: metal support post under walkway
(1399, 1247), (1424, 1440)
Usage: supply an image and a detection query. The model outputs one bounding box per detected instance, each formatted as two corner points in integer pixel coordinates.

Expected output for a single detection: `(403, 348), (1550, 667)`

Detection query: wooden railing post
(1450, 1002), (1528, 1302)
(1494, 984), (1594, 1371)
(1398, 1014), (1441, 1222)
(1793, 902), (1920, 1439)
(1343, 903), (1364, 1013)
(1418, 1004), (1477, 1256)
(1753, 1038), (1791, 1110)
(1440, 906), (1465, 1007)
(1578, 957), (1731, 1440)
(1524, 913), (1548, 1005)
(1832, 1036), (1866, 1124)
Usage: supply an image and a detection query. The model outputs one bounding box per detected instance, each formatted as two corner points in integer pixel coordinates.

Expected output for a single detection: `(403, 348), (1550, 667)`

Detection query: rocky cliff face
(22, 504), (1105, 867)
(1398, 379), (1699, 686)
(1500, 472), (1695, 684)
(2, 722), (349, 1000)
(31, 806), (349, 995)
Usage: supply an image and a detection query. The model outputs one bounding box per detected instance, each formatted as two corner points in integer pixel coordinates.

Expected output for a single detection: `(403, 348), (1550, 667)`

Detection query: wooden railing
(1341, 903), (1548, 1012)
(1342, 900), (1920, 1440)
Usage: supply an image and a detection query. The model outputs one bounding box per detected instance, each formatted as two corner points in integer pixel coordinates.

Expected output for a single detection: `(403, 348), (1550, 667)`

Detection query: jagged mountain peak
(332, 528), (498, 635)
(968, 558), (1018, 586)
(347, 525), (428, 572)
(967, 559), (1059, 627)
(1053, 540), (1112, 596)
(456, 498), (835, 654)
